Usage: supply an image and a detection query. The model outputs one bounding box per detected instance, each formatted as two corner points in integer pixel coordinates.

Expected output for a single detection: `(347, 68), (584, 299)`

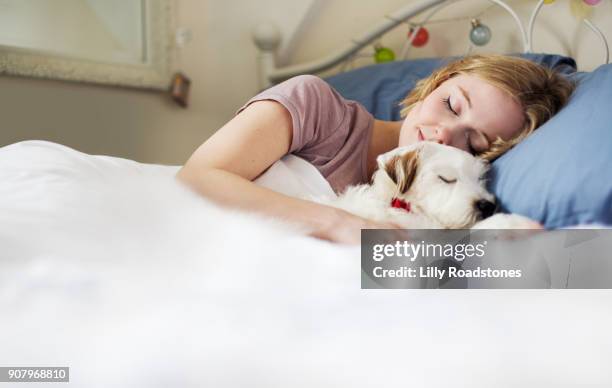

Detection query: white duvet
(1, 140), (611, 387)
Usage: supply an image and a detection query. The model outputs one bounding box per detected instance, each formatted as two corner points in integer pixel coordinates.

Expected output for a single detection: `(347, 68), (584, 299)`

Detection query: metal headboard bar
(399, 0), (527, 60)
(583, 19), (610, 65)
(253, 0), (446, 88)
(528, 0), (609, 65)
(253, 0), (608, 89)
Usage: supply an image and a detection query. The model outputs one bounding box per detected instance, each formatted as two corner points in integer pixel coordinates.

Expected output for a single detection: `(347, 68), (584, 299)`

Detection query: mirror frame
(0, 0), (173, 90)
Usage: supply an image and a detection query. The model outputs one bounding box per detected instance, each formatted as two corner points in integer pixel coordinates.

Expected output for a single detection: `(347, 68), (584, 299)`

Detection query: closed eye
(442, 97), (458, 116)
(438, 175), (457, 184)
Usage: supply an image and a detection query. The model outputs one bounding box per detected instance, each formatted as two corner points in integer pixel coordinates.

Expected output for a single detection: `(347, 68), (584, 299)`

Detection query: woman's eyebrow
(458, 86), (472, 108)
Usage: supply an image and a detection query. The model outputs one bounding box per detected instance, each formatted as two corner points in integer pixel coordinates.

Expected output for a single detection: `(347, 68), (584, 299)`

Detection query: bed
(1, 140), (612, 387)
(1, 0), (612, 386)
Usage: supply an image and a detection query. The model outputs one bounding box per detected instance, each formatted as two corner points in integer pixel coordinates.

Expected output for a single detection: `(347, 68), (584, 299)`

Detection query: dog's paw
(472, 213), (543, 230)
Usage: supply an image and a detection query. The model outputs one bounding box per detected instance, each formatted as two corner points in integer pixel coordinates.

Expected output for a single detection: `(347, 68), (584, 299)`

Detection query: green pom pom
(374, 47), (395, 63)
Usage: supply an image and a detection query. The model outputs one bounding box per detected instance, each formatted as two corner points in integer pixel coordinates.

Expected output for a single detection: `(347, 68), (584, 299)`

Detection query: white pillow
(254, 154), (336, 199)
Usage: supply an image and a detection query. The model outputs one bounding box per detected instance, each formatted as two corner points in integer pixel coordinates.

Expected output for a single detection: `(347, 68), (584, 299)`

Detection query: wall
(0, 0), (316, 164)
(0, 0), (609, 164)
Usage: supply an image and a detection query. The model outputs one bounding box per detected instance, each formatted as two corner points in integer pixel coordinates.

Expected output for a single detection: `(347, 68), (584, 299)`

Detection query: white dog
(317, 142), (539, 229)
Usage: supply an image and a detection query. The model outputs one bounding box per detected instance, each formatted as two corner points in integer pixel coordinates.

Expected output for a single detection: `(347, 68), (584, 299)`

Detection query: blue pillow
(326, 53), (576, 121)
(326, 54), (612, 227)
(490, 65), (612, 228)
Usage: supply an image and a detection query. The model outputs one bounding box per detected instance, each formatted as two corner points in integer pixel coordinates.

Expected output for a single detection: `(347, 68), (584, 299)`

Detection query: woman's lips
(417, 127), (424, 141)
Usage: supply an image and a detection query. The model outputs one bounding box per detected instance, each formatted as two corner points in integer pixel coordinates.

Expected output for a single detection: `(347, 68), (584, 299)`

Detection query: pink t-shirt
(236, 75), (375, 194)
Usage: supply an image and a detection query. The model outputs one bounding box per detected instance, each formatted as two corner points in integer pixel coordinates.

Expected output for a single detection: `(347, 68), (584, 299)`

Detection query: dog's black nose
(475, 199), (496, 219)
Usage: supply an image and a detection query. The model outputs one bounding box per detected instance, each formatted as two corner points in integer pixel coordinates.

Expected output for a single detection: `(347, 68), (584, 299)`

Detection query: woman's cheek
(418, 98), (442, 119)
(398, 121), (413, 147)
(410, 101), (424, 117)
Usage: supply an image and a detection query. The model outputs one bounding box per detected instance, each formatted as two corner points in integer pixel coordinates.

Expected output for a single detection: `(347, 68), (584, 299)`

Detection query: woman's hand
(310, 209), (403, 245)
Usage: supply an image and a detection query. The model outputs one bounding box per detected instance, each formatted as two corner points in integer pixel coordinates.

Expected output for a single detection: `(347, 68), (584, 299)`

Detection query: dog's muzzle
(474, 199), (496, 219)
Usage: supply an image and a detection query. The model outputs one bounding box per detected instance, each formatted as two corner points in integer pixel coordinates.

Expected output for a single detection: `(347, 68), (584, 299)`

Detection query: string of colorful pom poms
(372, 0), (603, 64)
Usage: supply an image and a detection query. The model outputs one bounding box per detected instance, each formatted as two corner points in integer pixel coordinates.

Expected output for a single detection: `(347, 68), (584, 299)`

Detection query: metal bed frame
(252, 0), (609, 88)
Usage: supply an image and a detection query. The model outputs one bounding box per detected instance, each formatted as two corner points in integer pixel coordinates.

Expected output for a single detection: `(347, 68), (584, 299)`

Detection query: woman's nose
(434, 126), (452, 145)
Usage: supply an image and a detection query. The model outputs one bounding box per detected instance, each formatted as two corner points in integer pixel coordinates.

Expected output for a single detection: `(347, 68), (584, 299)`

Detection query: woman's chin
(398, 136), (420, 148)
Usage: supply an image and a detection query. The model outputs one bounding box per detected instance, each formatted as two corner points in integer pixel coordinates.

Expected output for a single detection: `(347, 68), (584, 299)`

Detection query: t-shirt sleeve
(235, 75), (354, 155)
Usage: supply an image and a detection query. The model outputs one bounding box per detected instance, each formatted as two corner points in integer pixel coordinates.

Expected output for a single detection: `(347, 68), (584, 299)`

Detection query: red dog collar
(391, 198), (411, 212)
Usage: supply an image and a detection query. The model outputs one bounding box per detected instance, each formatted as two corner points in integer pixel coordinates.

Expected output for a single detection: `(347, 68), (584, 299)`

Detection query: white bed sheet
(1, 140), (611, 387)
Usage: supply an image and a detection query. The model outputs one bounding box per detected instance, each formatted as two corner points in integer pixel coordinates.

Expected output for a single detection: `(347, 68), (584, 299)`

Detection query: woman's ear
(383, 150), (419, 194)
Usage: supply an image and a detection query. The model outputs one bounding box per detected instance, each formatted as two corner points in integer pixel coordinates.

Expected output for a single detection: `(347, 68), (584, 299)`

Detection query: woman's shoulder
(279, 74), (332, 88)
(265, 75), (341, 102)
(243, 75), (359, 134)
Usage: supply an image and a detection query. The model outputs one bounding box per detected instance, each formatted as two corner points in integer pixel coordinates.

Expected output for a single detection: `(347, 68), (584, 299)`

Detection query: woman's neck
(366, 119), (402, 180)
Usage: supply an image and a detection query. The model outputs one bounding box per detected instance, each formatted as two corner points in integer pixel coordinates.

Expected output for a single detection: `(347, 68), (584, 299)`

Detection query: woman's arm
(176, 100), (398, 244)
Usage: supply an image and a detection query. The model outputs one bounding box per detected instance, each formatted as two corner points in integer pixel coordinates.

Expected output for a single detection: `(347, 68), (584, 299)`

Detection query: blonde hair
(400, 54), (575, 160)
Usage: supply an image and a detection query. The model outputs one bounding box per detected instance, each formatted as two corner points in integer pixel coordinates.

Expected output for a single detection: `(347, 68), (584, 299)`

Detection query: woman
(176, 55), (574, 244)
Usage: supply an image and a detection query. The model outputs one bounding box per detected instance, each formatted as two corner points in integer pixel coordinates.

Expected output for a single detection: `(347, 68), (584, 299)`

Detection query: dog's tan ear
(384, 150), (419, 194)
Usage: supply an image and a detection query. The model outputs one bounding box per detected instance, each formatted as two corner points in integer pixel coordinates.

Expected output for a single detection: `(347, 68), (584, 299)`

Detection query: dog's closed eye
(438, 175), (457, 184)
